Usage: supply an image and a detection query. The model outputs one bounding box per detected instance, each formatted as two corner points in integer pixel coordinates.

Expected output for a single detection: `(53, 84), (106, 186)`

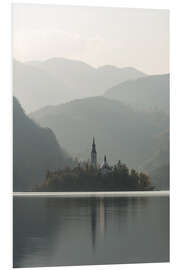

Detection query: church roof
(100, 155), (111, 170)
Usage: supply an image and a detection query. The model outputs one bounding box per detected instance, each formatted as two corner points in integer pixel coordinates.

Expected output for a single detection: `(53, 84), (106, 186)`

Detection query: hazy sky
(13, 4), (169, 74)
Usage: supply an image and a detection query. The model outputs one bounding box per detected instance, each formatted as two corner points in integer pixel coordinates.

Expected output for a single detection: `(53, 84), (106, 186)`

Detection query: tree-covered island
(34, 158), (153, 192)
(34, 138), (153, 192)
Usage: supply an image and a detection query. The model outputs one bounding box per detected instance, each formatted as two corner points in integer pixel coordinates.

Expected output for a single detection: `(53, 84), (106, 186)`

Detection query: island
(34, 138), (153, 192)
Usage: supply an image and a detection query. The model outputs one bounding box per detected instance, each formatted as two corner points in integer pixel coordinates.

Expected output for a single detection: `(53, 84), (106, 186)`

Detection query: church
(91, 137), (112, 174)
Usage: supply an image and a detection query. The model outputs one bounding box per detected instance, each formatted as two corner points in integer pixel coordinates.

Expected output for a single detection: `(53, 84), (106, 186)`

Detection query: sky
(12, 4), (169, 74)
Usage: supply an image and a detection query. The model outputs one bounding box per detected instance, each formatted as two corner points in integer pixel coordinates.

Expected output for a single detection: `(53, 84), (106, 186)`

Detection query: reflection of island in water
(13, 196), (169, 268)
(90, 197), (108, 249)
(90, 196), (149, 250)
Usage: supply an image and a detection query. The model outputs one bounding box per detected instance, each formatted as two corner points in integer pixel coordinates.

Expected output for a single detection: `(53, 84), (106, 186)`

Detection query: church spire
(91, 137), (97, 168)
(92, 136), (96, 153)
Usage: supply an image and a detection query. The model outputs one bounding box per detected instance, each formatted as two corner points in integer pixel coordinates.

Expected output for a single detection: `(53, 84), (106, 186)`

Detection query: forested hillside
(13, 97), (73, 191)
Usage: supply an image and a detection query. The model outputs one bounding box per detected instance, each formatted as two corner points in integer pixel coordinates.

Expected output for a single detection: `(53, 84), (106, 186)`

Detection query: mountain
(13, 60), (71, 113)
(142, 131), (169, 190)
(148, 165), (169, 190)
(30, 96), (168, 170)
(105, 74), (169, 113)
(96, 65), (146, 91)
(14, 58), (146, 112)
(13, 97), (73, 191)
(31, 58), (146, 96)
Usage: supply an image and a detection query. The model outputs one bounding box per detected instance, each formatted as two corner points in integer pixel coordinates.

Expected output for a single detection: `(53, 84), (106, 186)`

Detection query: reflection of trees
(99, 198), (105, 235)
(13, 197), (50, 267)
(13, 197), (73, 267)
(89, 196), (147, 252)
(14, 196), (150, 268)
(90, 198), (98, 250)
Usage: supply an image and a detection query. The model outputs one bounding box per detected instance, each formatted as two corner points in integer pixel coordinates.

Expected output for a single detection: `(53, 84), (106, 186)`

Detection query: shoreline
(13, 190), (169, 198)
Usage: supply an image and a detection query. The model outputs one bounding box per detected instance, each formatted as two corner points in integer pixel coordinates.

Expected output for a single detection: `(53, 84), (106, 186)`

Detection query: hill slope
(142, 131), (169, 190)
(13, 97), (72, 191)
(105, 74), (169, 113)
(30, 96), (168, 169)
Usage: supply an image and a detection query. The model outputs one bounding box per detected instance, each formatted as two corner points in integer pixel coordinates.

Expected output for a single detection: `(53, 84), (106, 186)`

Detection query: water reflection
(90, 198), (97, 249)
(99, 198), (105, 235)
(13, 196), (169, 268)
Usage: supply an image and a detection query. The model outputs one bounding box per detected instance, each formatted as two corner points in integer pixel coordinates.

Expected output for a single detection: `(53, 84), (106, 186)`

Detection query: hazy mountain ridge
(13, 60), (71, 113)
(105, 74), (169, 113)
(142, 130), (169, 189)
(14, 58), (146, 112)
(14, 58), (169, 190)
(13, 97), (73, 191)
(30, 96), (168, 170)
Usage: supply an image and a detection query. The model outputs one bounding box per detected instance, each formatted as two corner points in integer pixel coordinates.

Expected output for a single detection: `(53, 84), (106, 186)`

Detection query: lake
(13, 194), (169, 267)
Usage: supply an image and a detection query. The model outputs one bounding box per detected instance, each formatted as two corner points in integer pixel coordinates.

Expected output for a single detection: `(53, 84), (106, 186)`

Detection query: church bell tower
(91, 137), (97, 168)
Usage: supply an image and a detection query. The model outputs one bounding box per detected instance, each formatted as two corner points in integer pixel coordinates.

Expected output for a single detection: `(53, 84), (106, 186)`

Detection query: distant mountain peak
(105, 73), (169, 113)
(97, 65), (146, 74)
(14, 58), (146, 112)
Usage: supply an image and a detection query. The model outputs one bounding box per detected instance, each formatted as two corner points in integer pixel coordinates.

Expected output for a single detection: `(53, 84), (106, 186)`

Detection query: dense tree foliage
(35, 160), (152, 192)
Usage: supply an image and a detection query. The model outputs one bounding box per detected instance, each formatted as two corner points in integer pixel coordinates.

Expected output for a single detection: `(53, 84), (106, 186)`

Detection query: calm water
(13, 195), (169, 268)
